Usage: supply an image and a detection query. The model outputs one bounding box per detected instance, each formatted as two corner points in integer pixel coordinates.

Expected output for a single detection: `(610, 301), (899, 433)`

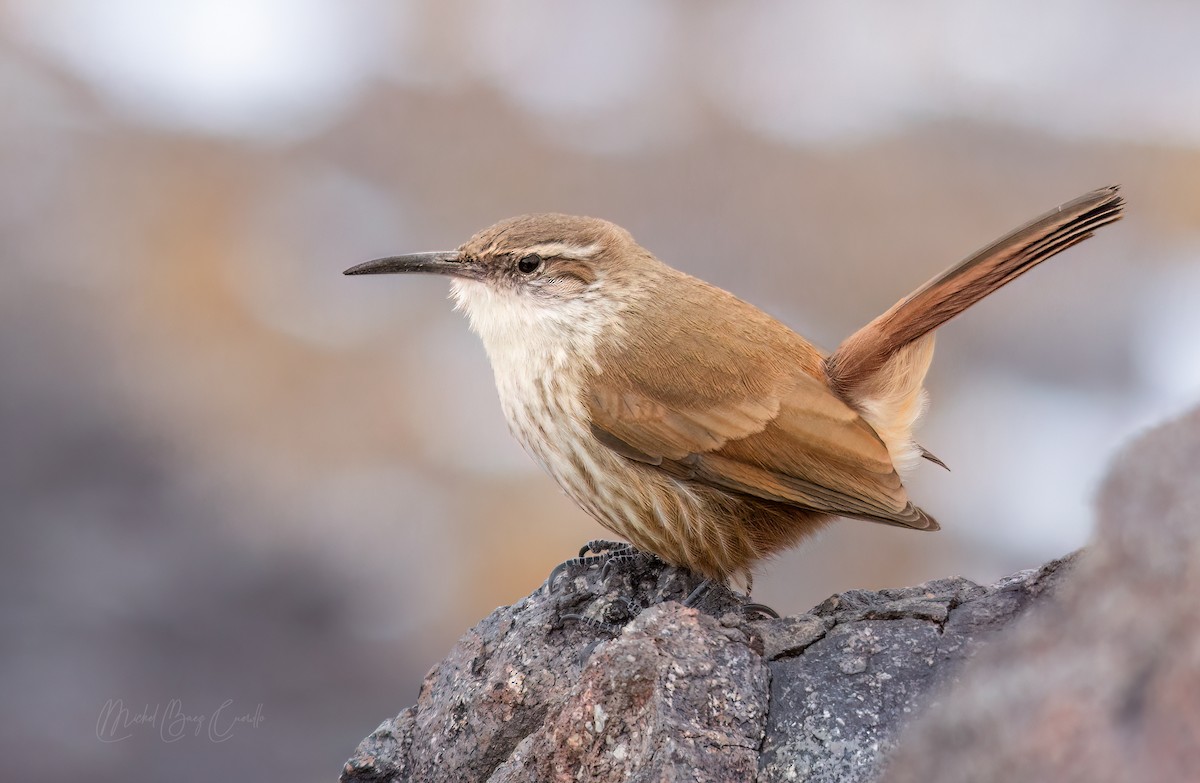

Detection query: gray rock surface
(342, 547), (1073, 782)
(758, 564), (1070, 783)
(880, 408), (1200, 783)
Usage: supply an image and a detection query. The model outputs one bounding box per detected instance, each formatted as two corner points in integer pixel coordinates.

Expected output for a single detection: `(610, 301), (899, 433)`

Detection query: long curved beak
(343, 251), (477, 278)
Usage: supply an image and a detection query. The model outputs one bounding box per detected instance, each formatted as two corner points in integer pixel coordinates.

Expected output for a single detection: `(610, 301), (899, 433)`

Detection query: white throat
(450, 278), (613, 379)
(449, 278), (617, 482)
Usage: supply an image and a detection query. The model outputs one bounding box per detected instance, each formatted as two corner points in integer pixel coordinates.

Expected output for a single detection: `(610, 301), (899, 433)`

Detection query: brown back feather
(587, 268), (938, 531)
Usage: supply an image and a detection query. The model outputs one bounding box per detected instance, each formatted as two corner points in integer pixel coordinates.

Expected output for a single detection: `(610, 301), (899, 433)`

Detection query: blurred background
(3, 1), (1199, 780)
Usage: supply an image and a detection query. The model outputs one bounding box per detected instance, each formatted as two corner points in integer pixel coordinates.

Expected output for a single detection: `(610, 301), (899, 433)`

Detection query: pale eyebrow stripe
(524, 242), (600, 260)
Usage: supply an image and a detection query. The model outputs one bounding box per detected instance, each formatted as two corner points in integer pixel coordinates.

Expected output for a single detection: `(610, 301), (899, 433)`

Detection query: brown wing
(586, 361), (937, 531)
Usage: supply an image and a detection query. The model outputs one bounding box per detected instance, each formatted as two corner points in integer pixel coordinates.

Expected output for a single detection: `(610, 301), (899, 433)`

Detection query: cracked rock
(343, 408), (1200, 782)
(881, 407), (1200, 783)
(755, 562), (1065, 783)
(342, 551), (1072, 782)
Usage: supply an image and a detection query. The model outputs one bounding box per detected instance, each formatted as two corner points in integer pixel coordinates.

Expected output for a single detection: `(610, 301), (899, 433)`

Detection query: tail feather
(827, 186), (1124, 402)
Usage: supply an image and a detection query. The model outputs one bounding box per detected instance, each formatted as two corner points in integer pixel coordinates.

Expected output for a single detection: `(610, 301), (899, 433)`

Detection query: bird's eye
(517, 254), (543, 274)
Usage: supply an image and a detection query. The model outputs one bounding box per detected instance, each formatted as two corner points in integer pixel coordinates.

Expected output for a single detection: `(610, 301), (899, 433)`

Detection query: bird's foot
(560, 596), (638, 635)
(600, 548), (663, 582)
(545, 540), (629, 594)
(682, 578), (779, 620)
(548, 541), (663, 634)
(579, 539), (632, 558)
(742, 602), (780, 620)
(548, 540), (778, 632)
(546, 540), (658, 594)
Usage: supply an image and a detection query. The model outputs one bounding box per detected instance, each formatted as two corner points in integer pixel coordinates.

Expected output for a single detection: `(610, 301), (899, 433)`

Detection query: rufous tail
(828, 186), (1124, 402)
(825, 185), (1124, 470)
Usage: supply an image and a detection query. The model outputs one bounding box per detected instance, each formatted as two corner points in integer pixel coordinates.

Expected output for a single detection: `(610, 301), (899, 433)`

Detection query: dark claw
(546, 561), (570, 593)
(599, 549), (658, 582)
(546, 553), (612, 594)
(548, 541), (651, 595)
(742, 602), (780, 620)
(682, 579), (712, 607)
(599, 556), (623, 582)
(578, 539), (631, 558)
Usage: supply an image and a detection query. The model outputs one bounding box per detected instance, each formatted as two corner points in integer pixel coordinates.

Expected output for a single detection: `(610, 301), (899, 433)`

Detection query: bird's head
(346, 214), (658, 359)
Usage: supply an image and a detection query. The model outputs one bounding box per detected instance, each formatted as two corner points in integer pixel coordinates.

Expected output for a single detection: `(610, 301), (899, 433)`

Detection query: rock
(489, 604), (769, 783)
(880, 408), (1200, 783)
(342, 545), (1074, 782)
(756, 566), (1069, 783)
(343, 408), (1200, 782)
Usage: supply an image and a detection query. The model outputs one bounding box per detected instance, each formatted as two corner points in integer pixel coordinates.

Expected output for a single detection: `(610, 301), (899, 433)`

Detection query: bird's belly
(496, 374), (829, 581)
(503, 401), (767, 578)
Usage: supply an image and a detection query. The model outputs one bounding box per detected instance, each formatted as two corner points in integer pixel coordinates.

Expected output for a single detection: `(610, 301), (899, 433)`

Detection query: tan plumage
(346, 186), (1125, 584)
(584, 266), (929, 530)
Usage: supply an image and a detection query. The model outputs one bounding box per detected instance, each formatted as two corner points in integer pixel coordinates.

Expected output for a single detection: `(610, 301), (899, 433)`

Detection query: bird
(345, 186), (1124, 589)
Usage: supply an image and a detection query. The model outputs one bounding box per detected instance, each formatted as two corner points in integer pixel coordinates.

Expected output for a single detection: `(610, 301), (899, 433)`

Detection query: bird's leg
(682, 574), (781, 619)
(734, 569), (779, 618)
(682, 579), (712, 607)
